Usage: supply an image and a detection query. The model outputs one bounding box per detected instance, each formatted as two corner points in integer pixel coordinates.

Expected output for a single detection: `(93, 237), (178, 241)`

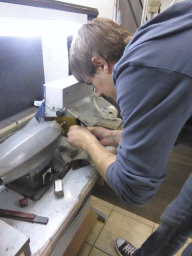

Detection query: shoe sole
(115, 241), (124, 256)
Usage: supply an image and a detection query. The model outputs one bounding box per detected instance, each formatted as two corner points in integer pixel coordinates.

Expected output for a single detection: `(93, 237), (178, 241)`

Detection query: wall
(161, 0), (172, 10)
(140, 0), (184, 13)
(0, 2), (88, 85)
(0, 1), (89, 121)
(160, 0), (184, 12)
(55, 0), (115, 19)
(54, 0), (185, 23)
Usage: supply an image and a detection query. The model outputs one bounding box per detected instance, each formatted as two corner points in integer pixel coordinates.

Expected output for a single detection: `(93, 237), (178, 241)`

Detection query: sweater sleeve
(106, 65), (192, 206)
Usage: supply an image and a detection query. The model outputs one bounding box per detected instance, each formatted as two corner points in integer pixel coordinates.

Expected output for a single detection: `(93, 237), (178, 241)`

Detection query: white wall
(0, 0), (116, 84)
(141, 0), (184, 13)
(55, 0), (116, 19)
(0, 2), (87, 83)
(160, 0), (184, 12)
(160, 0), (172, 10)
(54, 0), (184, 22)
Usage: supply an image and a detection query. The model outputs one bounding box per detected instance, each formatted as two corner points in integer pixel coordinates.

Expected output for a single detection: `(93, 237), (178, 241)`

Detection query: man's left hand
(67, 125), (98, 150)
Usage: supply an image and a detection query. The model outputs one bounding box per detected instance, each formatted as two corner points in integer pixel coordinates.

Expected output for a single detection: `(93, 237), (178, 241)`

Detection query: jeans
(133, 173), (192, 256)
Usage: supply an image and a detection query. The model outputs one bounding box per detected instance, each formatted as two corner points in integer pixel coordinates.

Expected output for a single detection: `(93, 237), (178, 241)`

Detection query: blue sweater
(106, 1), (192, 206)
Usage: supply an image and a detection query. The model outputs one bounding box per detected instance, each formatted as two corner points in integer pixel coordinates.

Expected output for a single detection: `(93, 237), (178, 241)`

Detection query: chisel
(0, 208), (49, 225)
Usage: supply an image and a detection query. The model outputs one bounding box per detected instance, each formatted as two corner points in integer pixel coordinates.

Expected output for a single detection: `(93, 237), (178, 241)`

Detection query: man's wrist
(83, 135), (101, 152)
(111, 130), (122, 147)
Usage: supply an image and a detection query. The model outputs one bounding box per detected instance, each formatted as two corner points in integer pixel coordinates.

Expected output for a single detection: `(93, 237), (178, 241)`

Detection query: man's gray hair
(69, 18), (133, 82)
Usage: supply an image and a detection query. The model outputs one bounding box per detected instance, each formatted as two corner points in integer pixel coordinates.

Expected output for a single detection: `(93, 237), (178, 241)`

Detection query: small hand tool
(0, 208), (49, 225)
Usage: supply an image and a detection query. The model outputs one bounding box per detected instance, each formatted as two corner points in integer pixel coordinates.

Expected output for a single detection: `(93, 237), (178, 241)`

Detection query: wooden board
(63, 209), (98, 256)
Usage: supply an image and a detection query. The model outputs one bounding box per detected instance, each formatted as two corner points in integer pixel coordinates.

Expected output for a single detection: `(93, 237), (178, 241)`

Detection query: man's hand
(67, 125), (116, 181)
(67, 125), (97, 150)
(88, 126), (122, 147)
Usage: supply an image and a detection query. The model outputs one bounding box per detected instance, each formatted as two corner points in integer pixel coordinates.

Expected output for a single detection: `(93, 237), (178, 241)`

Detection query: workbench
(0, 109), (106, 256)
(0, 164), (100, 256)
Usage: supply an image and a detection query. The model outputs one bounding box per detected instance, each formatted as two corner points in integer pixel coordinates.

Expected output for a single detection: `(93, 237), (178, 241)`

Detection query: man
(67, 1), (192, 255)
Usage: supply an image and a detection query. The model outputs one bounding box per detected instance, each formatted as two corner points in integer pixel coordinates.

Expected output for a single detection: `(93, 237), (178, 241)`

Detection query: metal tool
(54, 179), (64, 197)
(0, 75), (122, 201)
(44, 75), (122, 129)
(0, 209), (49, 225)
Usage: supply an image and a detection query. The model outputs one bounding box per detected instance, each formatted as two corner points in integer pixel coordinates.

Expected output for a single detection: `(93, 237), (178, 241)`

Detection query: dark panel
(127, 0), (143, 28)
(67, 35), (73, 76)
(0, 37), (44, 121)
(117, 0), (142, 33)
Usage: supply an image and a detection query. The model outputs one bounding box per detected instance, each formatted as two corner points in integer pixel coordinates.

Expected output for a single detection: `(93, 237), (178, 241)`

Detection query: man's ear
(91, 56), (110, 73)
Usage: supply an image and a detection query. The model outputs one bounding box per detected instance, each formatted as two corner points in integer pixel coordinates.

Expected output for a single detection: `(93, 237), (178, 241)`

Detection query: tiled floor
(77, 196), (192, 256)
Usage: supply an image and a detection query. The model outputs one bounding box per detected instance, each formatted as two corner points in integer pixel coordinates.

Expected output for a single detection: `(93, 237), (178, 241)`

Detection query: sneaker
(115, 238), (137, 256)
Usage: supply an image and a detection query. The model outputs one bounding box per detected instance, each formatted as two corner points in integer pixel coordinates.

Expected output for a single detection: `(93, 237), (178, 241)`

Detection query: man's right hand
(88, 127), (122, 147)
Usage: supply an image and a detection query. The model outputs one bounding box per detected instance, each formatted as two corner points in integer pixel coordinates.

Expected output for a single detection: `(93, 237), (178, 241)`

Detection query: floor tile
(169, 144), (192, 166)
(114, 206), (139, 221)
(137, 215), (155, 228)
(187, 236), (192, 244)
(175, 243), (188, 256)
(152, 223), (159, 232)
(91, 200), (113, 220)
(87, 199), (114, 245)
(89, 247), (110, 256)
(86, 220), (105, 245)
(77, 242), (92, 256)
(91, 196), (114, 210)
(114, 206), (154, 228)
(95, 210), (153, 255)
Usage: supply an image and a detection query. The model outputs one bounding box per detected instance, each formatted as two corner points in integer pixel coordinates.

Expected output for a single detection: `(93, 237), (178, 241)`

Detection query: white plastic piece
(34, 100), (44, 107)
(100, 105), (118, 120)
(44, 75), (93, 117)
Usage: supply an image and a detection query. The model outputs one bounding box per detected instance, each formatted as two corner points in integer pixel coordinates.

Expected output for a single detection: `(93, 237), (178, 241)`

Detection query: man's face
(88, 72), (116, 101)
(86, 57), (117, 101)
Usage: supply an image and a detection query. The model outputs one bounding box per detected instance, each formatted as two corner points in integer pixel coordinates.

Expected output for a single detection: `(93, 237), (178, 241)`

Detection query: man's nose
(95, 89), (103, 97)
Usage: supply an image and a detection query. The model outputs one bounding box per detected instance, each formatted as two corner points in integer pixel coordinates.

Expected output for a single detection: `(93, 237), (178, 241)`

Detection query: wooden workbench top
(0, 165), (99, 255)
